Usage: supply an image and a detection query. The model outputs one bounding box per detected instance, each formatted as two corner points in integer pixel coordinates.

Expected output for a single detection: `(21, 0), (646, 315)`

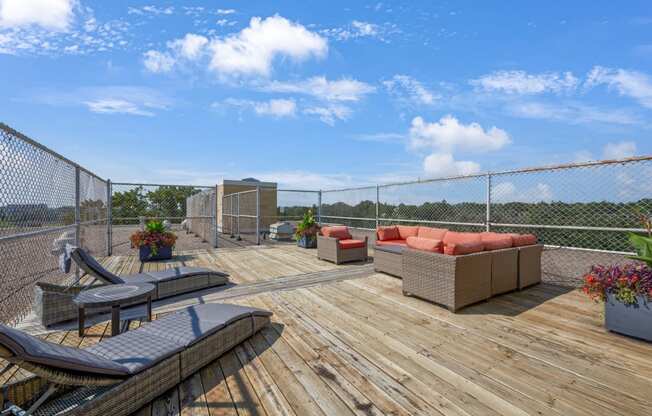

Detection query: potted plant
(130, 219), (177, 261)
(295, 210), (320, 248)
(582, 214), (652, 341)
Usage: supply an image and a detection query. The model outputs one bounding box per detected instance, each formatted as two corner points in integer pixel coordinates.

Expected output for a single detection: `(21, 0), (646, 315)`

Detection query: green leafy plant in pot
(130, 219), (177, 261)
(295, 210), (320, 248)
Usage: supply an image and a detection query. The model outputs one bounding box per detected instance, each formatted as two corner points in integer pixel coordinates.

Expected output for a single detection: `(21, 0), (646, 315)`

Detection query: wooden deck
(3, 245), (652, 416)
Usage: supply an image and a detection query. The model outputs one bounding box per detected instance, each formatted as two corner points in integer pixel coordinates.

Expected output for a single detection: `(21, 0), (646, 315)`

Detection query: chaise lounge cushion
(376, 226), (400, 241)
(406, 236), (443, 253)
(321, 226), (352, 240)
(139, 304), (272, 347)
(375, 239), (407, 247)
(338, 239), (366, 249)
(0, 324), (129, 377)
(85, 331), (183, 375)
(397, 226), (420, 240)
(143, 267), (228, 283)
(417, 227), (448, 240)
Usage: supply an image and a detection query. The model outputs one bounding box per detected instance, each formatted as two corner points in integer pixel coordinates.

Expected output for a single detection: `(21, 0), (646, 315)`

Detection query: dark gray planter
(297, 235), (317, 248)
(139, 245), (173, 261)
(605, 293), (652, 342)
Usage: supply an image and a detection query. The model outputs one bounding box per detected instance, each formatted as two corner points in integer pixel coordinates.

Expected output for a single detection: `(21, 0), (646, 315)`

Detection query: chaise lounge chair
(34, 248), (230, 327)
(0, 303), (272, 416)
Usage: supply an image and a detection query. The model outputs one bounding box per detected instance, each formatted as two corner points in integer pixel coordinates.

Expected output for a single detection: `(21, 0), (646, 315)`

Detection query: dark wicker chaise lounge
(0, 303), (272, 416)
(34, 248), (230, 326)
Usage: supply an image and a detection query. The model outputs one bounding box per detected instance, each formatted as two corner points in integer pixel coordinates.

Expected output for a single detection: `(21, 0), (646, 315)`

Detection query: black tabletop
(73, 283), (155, 308)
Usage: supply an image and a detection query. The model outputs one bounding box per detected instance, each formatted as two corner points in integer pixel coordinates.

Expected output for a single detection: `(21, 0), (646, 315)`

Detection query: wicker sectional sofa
(374, 225), (542, 311)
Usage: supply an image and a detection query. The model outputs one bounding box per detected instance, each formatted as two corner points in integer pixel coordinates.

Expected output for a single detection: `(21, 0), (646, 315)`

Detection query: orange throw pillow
(508, 233), (537, 246)
(321, 226), (352, 240)
(417, 227), (448, 240)
(406, 236), (443, 253)
(377, 226), (400, 241)
(444, 242), (485, 255)
(443, 231), (482, 245)
(397, 225), (420, 240)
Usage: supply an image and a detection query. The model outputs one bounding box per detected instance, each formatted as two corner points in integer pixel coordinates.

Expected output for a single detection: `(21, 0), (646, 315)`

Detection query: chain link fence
(0, 124), (108, 325)
(223, 189), (259, 244)
(186, 188), (217, 247)
(110, 183), (215, 254)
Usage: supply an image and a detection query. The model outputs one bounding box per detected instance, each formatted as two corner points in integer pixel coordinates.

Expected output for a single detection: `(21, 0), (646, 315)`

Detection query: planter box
(139, 245), (173, 262)
(605, 293), (652, 342)
(297, 235), (317, 249)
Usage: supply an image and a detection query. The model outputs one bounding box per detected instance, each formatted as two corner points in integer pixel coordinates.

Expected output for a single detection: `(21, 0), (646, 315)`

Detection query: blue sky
(1, 0), (651, 191)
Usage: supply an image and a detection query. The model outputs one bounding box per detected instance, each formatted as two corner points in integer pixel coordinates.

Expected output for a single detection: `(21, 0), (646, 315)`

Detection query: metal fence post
(317, 190), (322, 224)
(74, 167), (81, 278)
(107, 179), (112, 256)
(486, 173), (492, 232)
(213, 185), (219, 248)
(236, 193), (241, 240)
(256, 185), (261, 245)
(376, 185), (380, 229)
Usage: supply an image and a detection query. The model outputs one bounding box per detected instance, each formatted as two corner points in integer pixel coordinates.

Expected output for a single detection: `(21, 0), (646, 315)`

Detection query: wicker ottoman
(374, 244), (405, 278)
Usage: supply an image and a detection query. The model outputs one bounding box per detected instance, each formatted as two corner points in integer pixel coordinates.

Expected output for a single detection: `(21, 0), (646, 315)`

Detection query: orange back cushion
(397, 225), (420, 240)
(443, 231), (482, 245)
(417, 227), (448, 240)
(321, 226), (352, 240)
(508, 233), (537, 246)
(376, 226), (400, 241)
(480, 232), (513, 250)
(406, 236), (443, 253)
(444, 242), (485, 255)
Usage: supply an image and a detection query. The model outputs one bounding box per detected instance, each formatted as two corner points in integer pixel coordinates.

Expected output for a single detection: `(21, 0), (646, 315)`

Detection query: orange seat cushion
(480, 232), (513, 250)
(417, 227), (448, 240)
(397, 225), (420, 240)
(406, 236), (443, 253)
(338, 239), (366, 249)
(377, 226), (400, 241)
(444, 242), (485, 255)
(443, 231), (482, 245)
(376, 239), (407, 247)
(508, 233), (537, 246)
(321, 226), (352, 240)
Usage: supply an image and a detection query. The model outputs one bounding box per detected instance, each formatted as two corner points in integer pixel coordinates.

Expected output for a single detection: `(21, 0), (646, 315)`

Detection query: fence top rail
(112, 182), (214, 188)
(277, 189), (321, 193)
(1, 122), (106, 183)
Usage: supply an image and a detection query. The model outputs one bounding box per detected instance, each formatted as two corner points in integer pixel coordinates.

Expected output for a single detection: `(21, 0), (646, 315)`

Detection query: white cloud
(353, 132), (406, 143)
(304, 105), (352, 125)
(262, 76), (375, 101)
(321, 20), (398, 42)
(586, 66), (652, 109)
(216, 8), (236, 15)
(493, 181), (553, 202)
(470, 70), (579, 95)
(84, 99), (155, 116)
(603, 141), (637, 160)
(220, 98), (297, 118)
(383, 74), (439, 105)
(143, 50), (175, 73)
(0, 0), (75, 31)
(127, 5), (174, 16)
(422, 152), (481, 177)
(207, 15), (327, 77)
(409, 115), (510, 153)
(509, 101), (640, 125)
(168, 33), (208, 59)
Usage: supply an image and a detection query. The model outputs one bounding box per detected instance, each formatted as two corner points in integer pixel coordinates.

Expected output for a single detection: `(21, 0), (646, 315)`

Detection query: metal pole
(256, 185), (261, 245)
(317, 190), (322, 224)
(486, 173), (492, 232)
(107, 179), (112, 256)
(229, 195), (234, 238)
(74, 167), (81, 278)
(375, 184), (380, 229)
(213, 185), (219, 248)
(236, 193), (241, 240)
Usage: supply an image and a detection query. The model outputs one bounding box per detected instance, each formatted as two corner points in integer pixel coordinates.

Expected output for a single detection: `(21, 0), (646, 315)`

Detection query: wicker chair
(0, 303), (271, 416)
(34, 248), (230, 327)
(402, 248), (492, 311)
(317, 235), (368, 265)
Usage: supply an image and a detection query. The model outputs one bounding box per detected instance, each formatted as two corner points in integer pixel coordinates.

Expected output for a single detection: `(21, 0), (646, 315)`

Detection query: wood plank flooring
(3, 245), (652, 416)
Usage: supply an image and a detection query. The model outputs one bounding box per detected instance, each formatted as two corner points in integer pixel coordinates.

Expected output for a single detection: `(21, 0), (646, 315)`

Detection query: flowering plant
(295, 209), (320, 240)
(583, 264), (652, 305)
(130, 220), (177, 257)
